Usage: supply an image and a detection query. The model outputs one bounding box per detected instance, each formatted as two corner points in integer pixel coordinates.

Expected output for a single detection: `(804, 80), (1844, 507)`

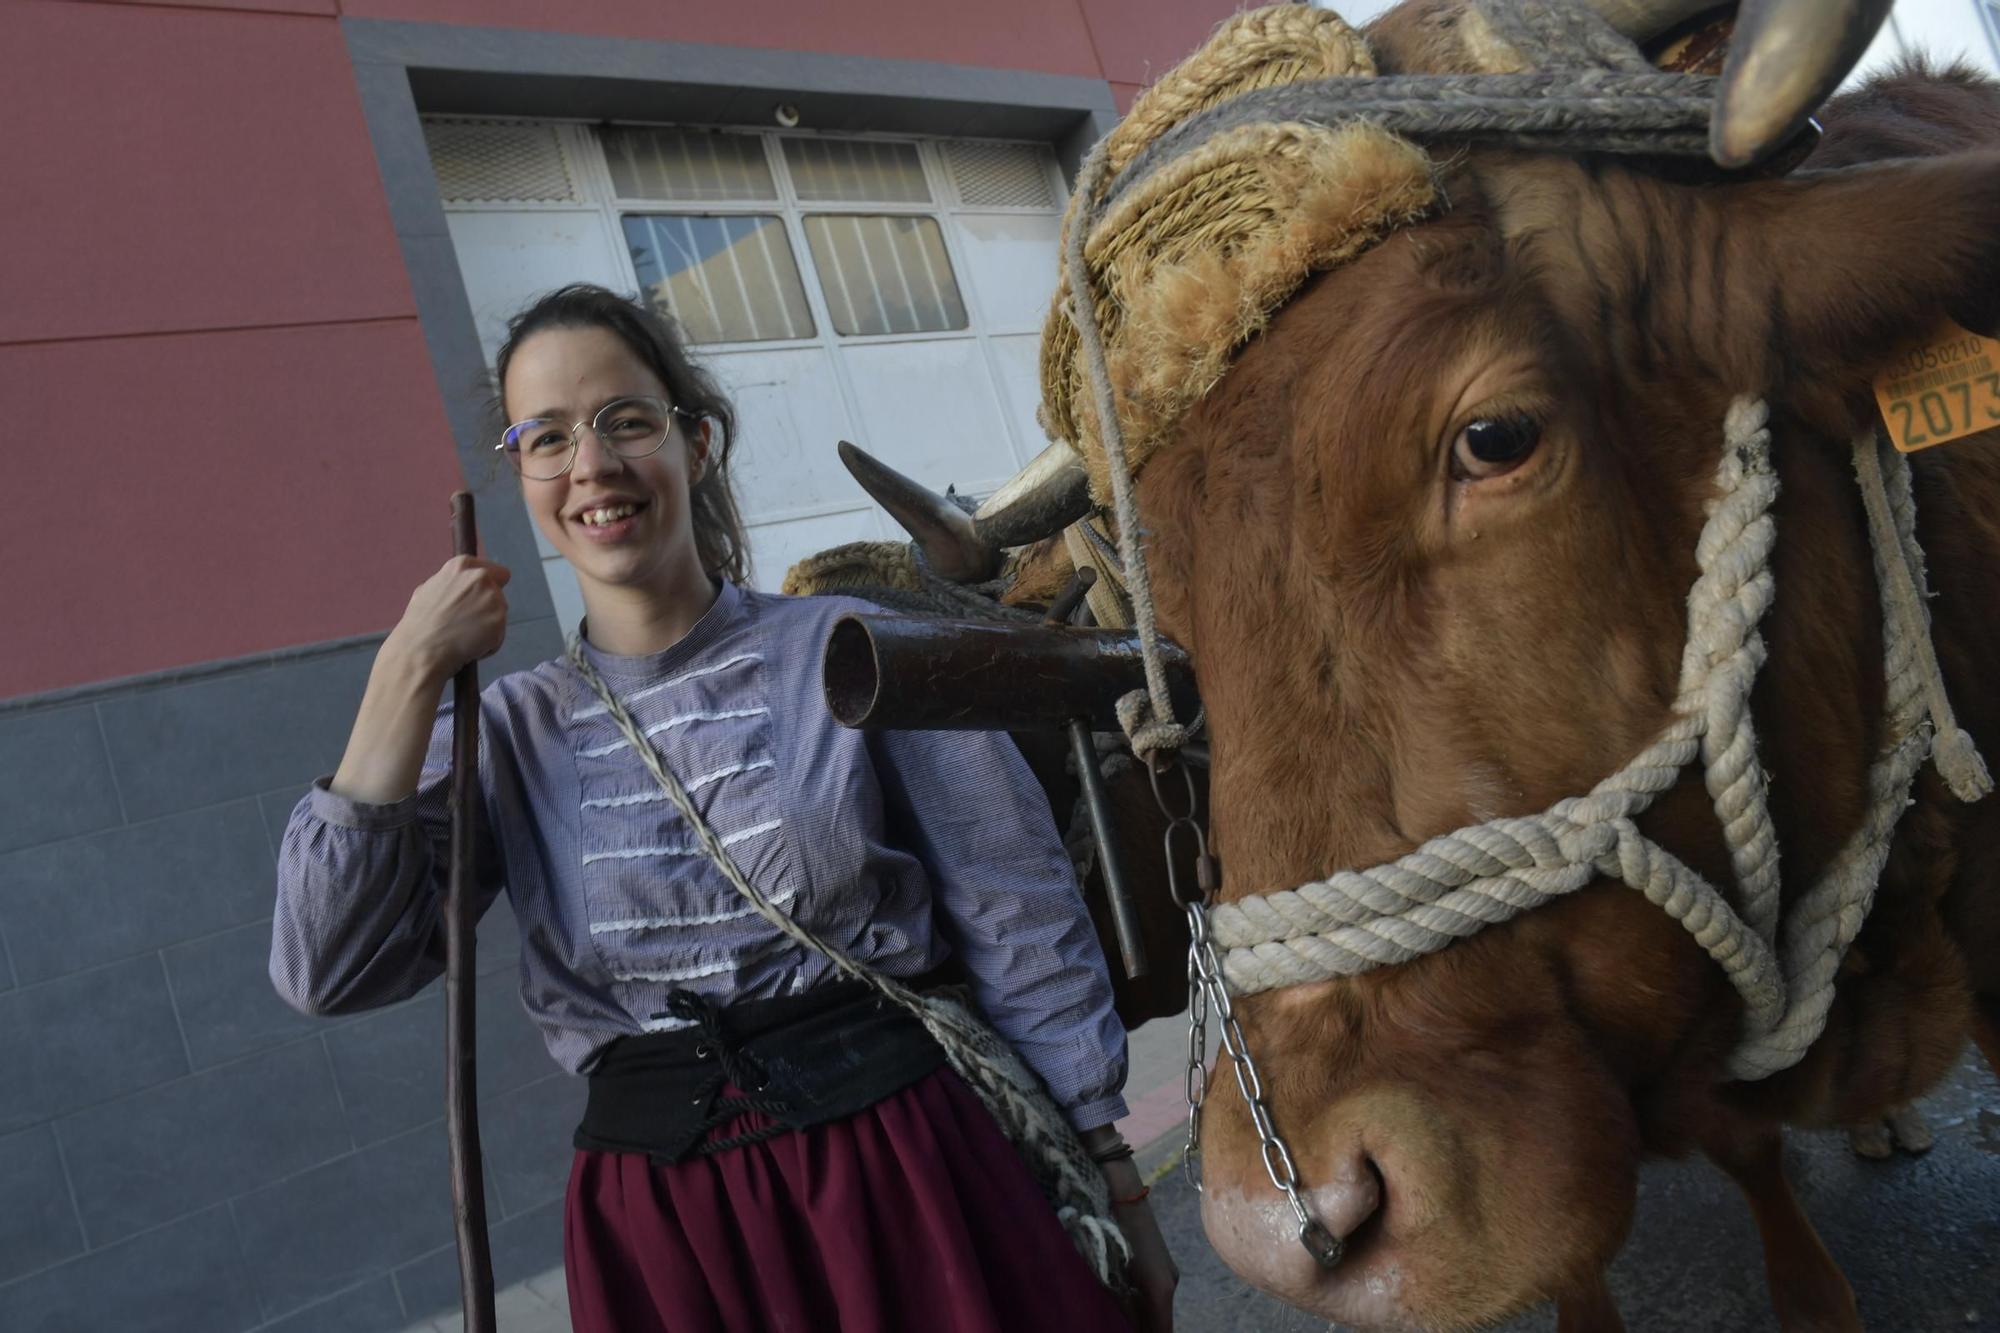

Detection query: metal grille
(943, 142), (1056, 209)
(782, 138), (931, 203)
(424, 119), (576, 204)
(602, 127), (778, 202)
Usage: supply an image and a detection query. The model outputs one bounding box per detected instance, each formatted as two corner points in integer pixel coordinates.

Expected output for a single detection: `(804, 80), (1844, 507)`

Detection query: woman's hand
(1104, 1154), (1177, 1332)
(382, 555), (512, 684)
(330, 556), (510, 805)
(1081, 1126), (1177, 1333)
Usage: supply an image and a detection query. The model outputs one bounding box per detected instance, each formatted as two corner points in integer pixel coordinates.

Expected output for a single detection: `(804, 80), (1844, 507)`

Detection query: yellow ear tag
(1873, 321), (2000, 453)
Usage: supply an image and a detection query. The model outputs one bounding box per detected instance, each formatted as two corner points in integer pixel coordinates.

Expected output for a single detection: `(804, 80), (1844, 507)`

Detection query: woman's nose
(568, 426), (627, 480)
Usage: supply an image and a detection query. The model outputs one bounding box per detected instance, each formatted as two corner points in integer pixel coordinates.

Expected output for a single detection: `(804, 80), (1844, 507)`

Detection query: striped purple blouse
(270, 580), (1128, 1130)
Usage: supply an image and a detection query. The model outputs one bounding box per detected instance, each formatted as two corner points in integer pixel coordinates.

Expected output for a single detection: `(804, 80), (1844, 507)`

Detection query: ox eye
(1451, 415), (1542, 480)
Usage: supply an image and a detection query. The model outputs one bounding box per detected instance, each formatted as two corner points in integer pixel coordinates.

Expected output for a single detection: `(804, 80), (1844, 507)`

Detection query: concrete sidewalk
(400, 1018), (1194, 1333)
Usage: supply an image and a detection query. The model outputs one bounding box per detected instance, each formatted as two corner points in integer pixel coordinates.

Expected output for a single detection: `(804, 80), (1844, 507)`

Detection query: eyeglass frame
(495, 395), (710, 481)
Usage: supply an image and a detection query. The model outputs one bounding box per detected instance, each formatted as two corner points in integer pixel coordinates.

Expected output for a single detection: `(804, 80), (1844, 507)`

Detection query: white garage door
(424, 116), (1068, 630)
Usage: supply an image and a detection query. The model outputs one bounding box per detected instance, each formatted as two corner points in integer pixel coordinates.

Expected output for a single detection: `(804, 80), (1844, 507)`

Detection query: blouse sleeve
(269, 689), (506, 1016)
(869, 726), (1129, 1131)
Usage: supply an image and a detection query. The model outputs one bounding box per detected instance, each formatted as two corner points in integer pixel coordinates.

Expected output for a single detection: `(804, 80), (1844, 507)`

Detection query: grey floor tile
(165, 919), (327, 1069)
(411, 1281), (569, 1333)
(0, 1204), (260, 1333)
(0, 800), (273, 985)
(253, 1275), (404, 1333)
(235, 1120), (459, 1317)
(0, 705), (124, 856)
(59, 1038), (350, 1246)
(522, 1264), (570, 1310)
(0, 1125), (84, 1285)
(393, 1198), (563, 1326)
(0, 954), (190, 1134)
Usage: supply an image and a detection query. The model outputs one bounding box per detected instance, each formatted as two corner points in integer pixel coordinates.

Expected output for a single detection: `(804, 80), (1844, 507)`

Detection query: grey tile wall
(0, 1126), (84, 1285)
(0, 1205), (263, 1333)
(0, 616), (570, 1333)
(0, 953), (191, 1134)
(163, 920), (333, 1069)
(0, 704), (123, 855)
(0, 800), (274, 985)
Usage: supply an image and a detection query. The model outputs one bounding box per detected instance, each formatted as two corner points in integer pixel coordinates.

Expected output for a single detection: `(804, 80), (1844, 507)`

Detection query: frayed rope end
(1933, 726), (1994, 804)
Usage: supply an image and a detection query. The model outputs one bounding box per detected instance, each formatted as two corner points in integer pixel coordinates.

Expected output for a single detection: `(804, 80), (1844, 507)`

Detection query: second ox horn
(838, 439), (1093, 583)
(1582, 0), (1895, 167)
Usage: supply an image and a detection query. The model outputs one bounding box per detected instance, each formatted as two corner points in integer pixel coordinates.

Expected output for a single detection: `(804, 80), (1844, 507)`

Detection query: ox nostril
(1311, 1150), (1384, 1242)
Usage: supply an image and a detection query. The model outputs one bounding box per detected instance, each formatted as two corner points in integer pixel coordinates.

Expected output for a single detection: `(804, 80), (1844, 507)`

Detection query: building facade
(4, 1), (1999, 1331)
(0, 3), (1233, 1330)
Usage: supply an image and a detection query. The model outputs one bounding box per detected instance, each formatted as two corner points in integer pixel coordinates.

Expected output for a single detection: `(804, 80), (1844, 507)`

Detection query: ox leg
(1710, 1130), (1862, 1333)
(1554, 1273), (1625, 1333)
(1974, 998), (2000, 1080)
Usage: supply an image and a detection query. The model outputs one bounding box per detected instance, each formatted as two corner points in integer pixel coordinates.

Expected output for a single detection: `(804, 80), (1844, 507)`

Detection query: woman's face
(501, 324), (710, 599)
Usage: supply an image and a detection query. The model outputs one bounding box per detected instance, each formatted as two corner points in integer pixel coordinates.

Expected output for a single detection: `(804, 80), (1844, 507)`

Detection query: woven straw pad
(1039, 5), (1438, 503)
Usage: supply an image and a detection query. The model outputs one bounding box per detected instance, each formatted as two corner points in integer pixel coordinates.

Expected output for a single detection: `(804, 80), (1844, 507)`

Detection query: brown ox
(832, 6), (2000, 1327)
(1129, 33), (2000, 1333)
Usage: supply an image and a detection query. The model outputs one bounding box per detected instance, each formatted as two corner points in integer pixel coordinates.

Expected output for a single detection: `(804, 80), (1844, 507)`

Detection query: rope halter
(1204, 401), (1989, 1080)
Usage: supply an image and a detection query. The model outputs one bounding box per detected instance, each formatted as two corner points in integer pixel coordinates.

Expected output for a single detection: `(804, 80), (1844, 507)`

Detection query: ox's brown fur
(1141, 57), (2000, 1331)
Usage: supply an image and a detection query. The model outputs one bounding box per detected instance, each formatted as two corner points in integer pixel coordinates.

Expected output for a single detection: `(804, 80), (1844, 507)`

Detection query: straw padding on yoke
(1038, 7), (1436, 504)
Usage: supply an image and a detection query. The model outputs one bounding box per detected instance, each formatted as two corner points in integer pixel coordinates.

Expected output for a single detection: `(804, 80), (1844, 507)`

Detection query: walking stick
(447, 492), (497, 1333)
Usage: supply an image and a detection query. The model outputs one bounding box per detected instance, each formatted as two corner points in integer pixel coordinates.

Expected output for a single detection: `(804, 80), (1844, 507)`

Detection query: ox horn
(971, 441), (1093, 549)
(838, 439), (1093, 583)
(1710, 0), (1895, 168)
(1580, 0), (1894, 167)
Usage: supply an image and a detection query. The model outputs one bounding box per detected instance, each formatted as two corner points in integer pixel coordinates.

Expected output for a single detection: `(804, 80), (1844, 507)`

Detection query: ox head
(1136, 22), (1999, 1333)
(842, 3), (2000, 1327)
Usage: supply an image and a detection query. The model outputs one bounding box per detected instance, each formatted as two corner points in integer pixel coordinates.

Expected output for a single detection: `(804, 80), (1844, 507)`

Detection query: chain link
(1152, 754), (1343, 1270)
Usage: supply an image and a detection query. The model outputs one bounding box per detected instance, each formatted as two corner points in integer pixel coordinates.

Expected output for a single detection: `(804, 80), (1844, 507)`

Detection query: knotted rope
(563, 642), (1132, 1285)
(1195, 407), (1987, 1079)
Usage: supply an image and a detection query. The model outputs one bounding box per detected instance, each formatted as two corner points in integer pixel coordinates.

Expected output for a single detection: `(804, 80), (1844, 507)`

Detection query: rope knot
(1115, 687), (1197, 760)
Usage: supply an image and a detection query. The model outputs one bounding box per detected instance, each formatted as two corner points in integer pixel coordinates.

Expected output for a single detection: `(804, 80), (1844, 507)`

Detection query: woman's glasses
(498, 396), (699, 480)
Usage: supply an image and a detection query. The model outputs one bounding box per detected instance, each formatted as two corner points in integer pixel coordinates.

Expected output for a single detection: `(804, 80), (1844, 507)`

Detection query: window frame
(589, 122), (1060, 356)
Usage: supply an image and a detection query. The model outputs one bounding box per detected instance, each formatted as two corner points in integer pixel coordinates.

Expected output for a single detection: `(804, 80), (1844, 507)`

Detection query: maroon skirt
(563, 1064), (1132, 1333)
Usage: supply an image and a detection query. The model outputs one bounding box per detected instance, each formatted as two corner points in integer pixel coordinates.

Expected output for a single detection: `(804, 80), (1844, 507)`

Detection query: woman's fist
(384, 555), (512, 683)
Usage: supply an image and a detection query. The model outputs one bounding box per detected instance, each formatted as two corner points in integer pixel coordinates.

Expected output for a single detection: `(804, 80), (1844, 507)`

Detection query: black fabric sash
(575, 969), (954, 1164)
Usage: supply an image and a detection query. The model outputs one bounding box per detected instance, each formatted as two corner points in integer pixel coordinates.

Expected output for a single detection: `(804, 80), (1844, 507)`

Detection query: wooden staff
(447, 492), (496, 1333)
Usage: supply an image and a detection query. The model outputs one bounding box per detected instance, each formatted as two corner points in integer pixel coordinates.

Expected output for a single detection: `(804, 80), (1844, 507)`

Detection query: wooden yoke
(447, 492), (496, 1333)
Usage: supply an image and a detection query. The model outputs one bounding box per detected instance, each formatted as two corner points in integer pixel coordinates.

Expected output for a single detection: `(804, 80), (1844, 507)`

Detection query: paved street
(408, 1046), (1998, 1333)
(1159, 1052), (1999, 1332)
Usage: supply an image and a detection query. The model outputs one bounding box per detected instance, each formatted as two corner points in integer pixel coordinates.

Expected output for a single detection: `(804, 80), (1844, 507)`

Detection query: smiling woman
(268, 284), (1178, 1332)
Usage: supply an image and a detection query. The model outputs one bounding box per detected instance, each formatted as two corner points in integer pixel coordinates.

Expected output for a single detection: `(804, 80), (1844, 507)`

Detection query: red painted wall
(3, 0), (1239, 699)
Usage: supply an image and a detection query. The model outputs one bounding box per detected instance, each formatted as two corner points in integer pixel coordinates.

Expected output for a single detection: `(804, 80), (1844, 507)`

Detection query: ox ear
(1701, 150), (2000, 416)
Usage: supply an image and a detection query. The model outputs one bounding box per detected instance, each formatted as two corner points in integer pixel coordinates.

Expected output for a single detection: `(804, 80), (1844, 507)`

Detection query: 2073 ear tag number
(1873, 322), (2000, 453)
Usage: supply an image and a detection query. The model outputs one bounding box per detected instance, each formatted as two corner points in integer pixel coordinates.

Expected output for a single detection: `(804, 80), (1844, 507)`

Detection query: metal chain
(1151, 756), (1343, 1269)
